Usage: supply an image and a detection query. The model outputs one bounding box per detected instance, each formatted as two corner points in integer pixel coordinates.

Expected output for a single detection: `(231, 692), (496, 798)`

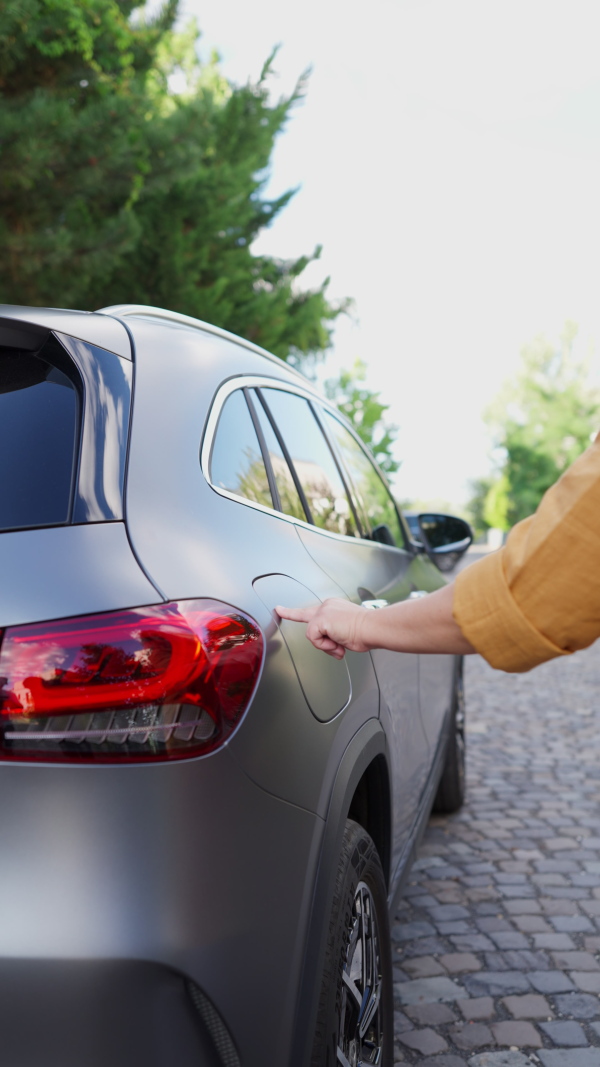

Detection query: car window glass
(261, 388), (358, 537)
(0, 349), (78, 532)
(321, 409), (404, 547)
(210, 389), (273, 509)
(250, 391), (306, 521)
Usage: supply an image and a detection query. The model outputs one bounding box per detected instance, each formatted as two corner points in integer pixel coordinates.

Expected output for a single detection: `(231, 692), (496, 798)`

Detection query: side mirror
(417, 513), (473, 573)
(371, 523), (396, 547)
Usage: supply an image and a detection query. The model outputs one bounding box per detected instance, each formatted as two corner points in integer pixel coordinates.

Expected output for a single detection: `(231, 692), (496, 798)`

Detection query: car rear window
(0, 341), (79, 532)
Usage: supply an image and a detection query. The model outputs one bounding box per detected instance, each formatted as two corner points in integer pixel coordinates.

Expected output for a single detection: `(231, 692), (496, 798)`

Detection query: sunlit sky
(181, 0), (600, 508)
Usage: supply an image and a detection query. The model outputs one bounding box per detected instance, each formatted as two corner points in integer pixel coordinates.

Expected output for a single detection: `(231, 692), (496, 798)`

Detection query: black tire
(433, 660), (466, 814)
(311, 819), (393, 1067)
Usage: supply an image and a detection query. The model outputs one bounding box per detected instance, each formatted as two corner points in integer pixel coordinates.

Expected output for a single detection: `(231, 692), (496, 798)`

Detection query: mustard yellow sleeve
(453, 437), (600, 673)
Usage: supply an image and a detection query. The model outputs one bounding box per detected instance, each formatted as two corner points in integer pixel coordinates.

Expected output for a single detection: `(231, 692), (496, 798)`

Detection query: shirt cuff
(452, 549), (570, 673)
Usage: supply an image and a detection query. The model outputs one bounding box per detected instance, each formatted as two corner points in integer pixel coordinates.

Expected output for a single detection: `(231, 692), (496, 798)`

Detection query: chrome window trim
(201, 375), (406, 551)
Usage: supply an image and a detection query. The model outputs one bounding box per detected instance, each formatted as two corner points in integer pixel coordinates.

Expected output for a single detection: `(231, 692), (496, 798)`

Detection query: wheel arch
(289, 718), (390, 1067)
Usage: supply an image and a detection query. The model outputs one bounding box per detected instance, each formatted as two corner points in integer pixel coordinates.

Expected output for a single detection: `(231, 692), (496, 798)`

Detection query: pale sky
(181, 0), (600, 508)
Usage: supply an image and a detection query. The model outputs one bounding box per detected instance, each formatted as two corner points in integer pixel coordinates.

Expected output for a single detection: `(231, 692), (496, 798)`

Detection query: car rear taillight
(0, 600), (263, 762)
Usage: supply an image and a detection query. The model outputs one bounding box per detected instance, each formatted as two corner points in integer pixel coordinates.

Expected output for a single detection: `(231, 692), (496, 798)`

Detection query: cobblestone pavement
(392, 634), (600, 1067)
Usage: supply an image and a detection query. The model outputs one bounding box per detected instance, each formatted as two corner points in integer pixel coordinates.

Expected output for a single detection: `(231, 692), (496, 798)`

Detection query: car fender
(289, 716), (389, 1067)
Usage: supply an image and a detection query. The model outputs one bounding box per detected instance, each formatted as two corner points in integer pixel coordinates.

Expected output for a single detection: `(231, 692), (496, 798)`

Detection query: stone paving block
(468, 1052), (533, 1066)
(553, 991), (600, 1018)
(504, 898), (541, 914)
(540, 1019), (587, 1045)
(452, 934), (496, 952)
(553, 950), (600, 970)
(503, 949), (551, 971)
(402, 955), (447, 978)
(571, 970), (600, 993)
(538, 1052), (600, 1067)
(502, 993), (552, 1018)
(404, 1001), (456, 1025)
(527, 970), (575, 993)
(420, 1057), (466, 1067)
(540, 897), (580, 915)
(545, 838), (581, 850)
(392, 921), (436, 941)
(398, 1027), (448, 1054)
(451, 1021), (495, 1050)
(533, 933), (575, 950)
(584, 935), (600, 951)
(513, 915), (552, 933)
(458, 996), (496, 1019)
(477, 917), (513, 933)
(394, 976), (466, 1005)
(438, 920), (472, 935)
(489, 931), (529, 950)
(393, 1010), (413, 1031)
(491, 1019), (542, 1047)
(428, 904), (471, 922)
(440, 952), (482, 974)
(462, 971), (531, 997)
(550, 915), (594, 932)
(401, 936), (449, 957)
(581, 900), (600, 916)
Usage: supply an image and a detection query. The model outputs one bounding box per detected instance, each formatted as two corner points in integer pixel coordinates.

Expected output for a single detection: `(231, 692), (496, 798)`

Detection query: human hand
(275, 598), (369, 659)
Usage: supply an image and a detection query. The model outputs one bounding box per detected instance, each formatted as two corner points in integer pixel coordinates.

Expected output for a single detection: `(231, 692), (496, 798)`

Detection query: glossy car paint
(0, 305), (459, 1067)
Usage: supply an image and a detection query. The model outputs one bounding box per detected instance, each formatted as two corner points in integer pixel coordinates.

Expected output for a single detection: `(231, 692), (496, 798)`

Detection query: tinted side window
(210, 389), (273, 508)
(261, 389), (358, 537)
(250, 390), (306, 521)
(321, 409), (404, 547)
(0, 348), (79, 532)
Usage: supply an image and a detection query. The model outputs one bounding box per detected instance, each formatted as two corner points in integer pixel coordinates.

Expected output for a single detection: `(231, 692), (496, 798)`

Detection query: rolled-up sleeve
(453, 437), (600, 672)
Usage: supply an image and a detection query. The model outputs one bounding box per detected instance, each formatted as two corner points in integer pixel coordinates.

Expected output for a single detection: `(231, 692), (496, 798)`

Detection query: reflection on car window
(261, 389), (358, 537)
(0, 349), (78, 532)
(210, 390), (272, 508)
(321, 409), (404, 547)
(250, 391), (306, 521)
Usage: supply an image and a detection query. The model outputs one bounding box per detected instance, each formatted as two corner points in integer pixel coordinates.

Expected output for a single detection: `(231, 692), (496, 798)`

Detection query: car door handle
(362, 599), (388, 610)
(408, 590), (428, 599)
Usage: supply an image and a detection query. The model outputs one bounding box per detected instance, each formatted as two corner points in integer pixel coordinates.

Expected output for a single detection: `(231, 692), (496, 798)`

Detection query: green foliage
(324, 359), (399, 474)
(483, 473), (510, 531)
(0, 0), (342, 363)
(465, 477), (492, 536)
(485, 322), (599, 526)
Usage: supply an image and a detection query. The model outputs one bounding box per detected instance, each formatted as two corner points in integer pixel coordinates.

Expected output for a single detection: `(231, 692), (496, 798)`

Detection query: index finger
(275, 604), (316, 624)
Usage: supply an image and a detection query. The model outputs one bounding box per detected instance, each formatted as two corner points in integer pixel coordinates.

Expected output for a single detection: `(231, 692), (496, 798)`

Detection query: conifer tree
(0, 0), (341, 362)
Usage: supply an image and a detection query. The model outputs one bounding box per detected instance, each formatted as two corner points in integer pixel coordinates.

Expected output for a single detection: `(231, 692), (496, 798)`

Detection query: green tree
(324, 358), (399, 474)
(485, 322), (599, 526)
(0, 0), (342, 363)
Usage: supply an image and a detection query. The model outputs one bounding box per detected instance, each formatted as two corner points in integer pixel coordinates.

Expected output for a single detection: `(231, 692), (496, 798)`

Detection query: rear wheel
(311, 819), (393, 1067)
(433, 661), (465, 814)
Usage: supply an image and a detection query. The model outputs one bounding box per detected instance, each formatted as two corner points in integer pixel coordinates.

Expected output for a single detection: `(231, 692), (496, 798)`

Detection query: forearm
(359, 583), (476, 656)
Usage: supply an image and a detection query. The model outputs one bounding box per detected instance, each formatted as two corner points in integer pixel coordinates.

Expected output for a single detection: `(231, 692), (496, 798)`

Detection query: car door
(256, 385), (432, 870)
(319, 405), (454, 762)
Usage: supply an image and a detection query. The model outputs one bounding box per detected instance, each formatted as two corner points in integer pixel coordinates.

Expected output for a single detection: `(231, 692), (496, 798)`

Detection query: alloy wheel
(337, 880), (384, 1067)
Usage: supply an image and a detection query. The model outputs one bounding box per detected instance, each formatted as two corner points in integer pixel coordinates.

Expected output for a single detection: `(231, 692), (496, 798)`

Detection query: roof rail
(96, 304), (312, 386)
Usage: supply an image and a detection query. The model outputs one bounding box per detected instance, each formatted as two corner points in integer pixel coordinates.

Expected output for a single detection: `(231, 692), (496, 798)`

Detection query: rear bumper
(0, 749), (323, 1067)
(0, 960), (222, 1067)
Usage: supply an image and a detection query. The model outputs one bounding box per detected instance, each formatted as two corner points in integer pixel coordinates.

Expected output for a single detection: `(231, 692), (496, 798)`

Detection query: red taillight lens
(0, 600), (263, 762)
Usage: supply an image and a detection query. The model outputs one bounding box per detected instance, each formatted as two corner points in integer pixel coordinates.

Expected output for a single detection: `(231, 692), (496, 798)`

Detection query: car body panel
(253, 573), (351, 722)
(0, 305), (132, 359)
(0, 522), (161, 628)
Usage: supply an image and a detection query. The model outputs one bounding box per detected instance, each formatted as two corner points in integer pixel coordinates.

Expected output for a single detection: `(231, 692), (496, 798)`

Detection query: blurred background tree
(0, 0), (343, 362)
(324, 359), (399, 475)
(469, 322), (600, 530)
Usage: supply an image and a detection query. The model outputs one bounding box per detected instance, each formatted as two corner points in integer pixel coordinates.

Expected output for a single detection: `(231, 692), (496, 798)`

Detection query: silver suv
(0, 303), (471, 1067)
